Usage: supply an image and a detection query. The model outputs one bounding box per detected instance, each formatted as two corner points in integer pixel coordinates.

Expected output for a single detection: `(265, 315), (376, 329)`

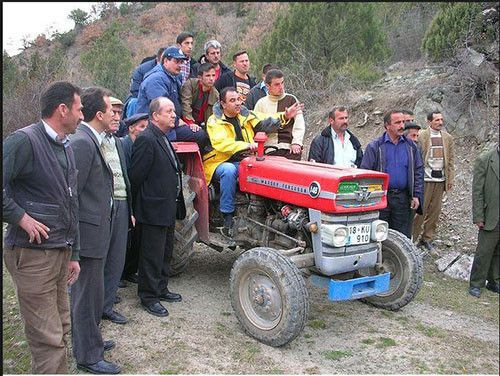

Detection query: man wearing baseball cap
(136, 45), (209, 153)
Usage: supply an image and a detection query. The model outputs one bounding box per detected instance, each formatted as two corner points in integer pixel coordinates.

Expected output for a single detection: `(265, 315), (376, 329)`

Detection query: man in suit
(119, 112), (149, 287)
(469, 145), (500, 298)
(412, 111), (455, 250)
(129, 97), (186, 317)
(69, 87), (120, 374)
(100, 97), (135, 325)
(3, 81), (82, 374)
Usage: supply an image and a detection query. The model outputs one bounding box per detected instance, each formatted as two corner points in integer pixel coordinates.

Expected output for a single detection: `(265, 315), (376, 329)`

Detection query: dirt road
(93, 243), (499, 374)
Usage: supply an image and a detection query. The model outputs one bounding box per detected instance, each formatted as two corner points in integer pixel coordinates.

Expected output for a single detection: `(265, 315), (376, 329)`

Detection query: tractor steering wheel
(264, 146), (279, 154)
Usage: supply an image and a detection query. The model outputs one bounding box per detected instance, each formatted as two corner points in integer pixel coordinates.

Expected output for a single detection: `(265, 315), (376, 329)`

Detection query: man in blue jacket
(361, 110), (424, 238)
(136, 46), (209, 152)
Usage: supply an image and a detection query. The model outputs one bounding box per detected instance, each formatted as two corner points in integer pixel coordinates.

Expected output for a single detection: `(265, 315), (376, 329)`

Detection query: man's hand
(476, 221), (485, 230)
(248, 143), (258, 152)
(188, 123), (201, 132)
(290, 144), (302, 154)
(284, 102), (305, 120)
(67, 261), (80, 285)
(18, 213), (50, 244)
(131, 215), (136, 227)
(410, 197), (419, 210)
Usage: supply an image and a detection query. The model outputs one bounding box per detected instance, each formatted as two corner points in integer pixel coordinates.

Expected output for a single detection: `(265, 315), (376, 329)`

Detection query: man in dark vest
(69, 87), (120, 374)
(3, 81), (82, 374)
(254, 69), (305, 160)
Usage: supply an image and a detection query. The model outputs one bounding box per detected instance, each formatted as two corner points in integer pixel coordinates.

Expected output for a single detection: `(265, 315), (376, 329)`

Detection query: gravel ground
(90, 242), (499, 375)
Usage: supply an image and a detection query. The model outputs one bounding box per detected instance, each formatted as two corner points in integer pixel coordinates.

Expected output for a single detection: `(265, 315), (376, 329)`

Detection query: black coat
(129, 122), (186, 226)
(308, 126), (363, 167)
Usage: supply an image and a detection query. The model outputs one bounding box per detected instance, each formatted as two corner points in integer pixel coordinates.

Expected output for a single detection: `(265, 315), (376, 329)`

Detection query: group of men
(3, 31), (499, 376)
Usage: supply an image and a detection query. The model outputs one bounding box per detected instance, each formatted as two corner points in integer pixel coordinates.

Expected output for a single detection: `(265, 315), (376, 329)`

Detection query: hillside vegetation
(2, 2), (498, 141)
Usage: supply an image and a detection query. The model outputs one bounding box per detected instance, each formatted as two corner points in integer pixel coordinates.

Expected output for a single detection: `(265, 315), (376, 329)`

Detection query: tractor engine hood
(239, 156), (389, 214)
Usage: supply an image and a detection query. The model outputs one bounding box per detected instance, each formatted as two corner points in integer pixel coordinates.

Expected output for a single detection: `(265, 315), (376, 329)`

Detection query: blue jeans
(213, 162), (239, 214)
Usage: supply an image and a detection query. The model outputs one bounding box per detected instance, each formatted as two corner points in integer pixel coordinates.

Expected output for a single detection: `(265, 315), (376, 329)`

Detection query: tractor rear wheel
(360, 229), (423, 310)
(170, 175), (198, 276)
(230, 247), (309, 347)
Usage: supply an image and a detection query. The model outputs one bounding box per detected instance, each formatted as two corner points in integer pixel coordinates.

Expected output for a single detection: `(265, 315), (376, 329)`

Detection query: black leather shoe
(159, 290), (182, 302)
(77, 360), (121, 374)
(102, 310), (128, 324)
(418, 240), (435, 251)
(141, 301), (169, 317)
(114, 295), (122, 304)
(486, 281), (500, 294)
(469, 286), (481, 298)
(103, 340), (115, 351)
(118, 280), (127, 288)
(124, 273), (138, 284)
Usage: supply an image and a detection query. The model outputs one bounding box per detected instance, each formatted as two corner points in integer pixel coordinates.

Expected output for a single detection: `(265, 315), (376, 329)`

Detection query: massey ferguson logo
(355, 186), (371, 202)
(308, 181), (321, 198)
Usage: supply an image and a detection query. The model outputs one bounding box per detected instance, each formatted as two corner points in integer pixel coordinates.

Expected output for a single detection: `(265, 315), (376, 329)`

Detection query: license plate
(346, 223), (371, 245)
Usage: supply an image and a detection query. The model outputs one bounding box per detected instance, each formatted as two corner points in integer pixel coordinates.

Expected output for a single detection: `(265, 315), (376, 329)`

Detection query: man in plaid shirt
(177, 32), (199, 85)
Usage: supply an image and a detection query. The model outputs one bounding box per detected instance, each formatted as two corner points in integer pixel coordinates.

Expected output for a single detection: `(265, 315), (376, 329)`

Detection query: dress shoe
(103, 340), (115, 351)
(77, 360), (121, 374)
(141, 301), (169, 317)
(468, 286), (481, 298)
(114, 295), (122, 304)
(102, 310), (128, 324)
(486, 281), (500, 294)
(118, 280), (127, 288)
(159, 290), (182, 302)
(124, 273), (138, 284)
(418, 240), (435, 251)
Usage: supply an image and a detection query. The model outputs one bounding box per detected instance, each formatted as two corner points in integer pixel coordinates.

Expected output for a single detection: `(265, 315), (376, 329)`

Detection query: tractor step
(310, 272), (390, 301)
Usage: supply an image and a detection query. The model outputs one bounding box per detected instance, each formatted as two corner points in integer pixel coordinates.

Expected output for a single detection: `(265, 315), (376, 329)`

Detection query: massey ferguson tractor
(170, 133), (423, 347)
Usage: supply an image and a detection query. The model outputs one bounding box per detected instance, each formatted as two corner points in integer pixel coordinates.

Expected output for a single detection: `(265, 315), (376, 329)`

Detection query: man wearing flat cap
(136, 45), (209, 154)
(119, 112), (148, 286)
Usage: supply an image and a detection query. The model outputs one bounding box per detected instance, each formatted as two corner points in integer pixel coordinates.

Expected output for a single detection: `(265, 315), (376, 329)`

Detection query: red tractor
(171, 133), (423, 347)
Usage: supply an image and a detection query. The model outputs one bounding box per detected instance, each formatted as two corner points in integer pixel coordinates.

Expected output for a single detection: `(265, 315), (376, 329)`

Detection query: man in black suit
(129, 97), (186, 317)
(69, 87), (120, 374)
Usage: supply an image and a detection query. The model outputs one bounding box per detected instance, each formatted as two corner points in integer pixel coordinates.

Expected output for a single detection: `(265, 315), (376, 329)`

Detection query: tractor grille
(335, 178), (385, 209)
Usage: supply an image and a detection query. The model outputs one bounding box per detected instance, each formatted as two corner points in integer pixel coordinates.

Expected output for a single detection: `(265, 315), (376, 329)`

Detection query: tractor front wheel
(229, 247), (309, 347)
(360, 229), (423, 310)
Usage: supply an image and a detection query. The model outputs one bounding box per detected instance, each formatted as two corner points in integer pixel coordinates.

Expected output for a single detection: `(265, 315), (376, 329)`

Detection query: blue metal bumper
(310, 272), (391, 301)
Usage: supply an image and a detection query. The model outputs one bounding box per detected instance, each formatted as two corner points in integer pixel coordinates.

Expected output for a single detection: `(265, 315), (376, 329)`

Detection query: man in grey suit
(69, 87), (120, 374)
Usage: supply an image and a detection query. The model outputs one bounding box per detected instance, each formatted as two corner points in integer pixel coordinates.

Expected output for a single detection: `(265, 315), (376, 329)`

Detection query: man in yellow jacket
(203, 87), (303, 232)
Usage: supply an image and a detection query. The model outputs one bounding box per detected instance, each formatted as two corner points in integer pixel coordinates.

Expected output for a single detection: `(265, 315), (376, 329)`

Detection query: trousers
(213, 162), (239, 214)
(470, 222), (500, 288)
(412, 181), (445, 242)
(380, 190), (413, 238)
(4, 247), (71, 374)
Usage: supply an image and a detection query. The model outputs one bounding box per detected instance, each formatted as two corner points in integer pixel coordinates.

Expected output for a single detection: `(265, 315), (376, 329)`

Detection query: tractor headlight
(321, 224), (349, 247)
(371, 220), (388, 242)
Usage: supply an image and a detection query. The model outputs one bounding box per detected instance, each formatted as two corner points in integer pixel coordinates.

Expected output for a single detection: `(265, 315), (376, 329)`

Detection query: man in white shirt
(308, 106), (363, 167)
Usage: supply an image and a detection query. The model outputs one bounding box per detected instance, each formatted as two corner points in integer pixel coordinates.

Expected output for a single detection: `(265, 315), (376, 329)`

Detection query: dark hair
(264, 69), (284, 84)
(328, 106), (348, 120)
(262, 63), (278, 74)
(220, 87), (237, 102)
(383, 110), (403, 125)
(232, 50), (248, 62)
(427, 111), (441, 121)
(41, 81), (81, 118)
(176, 32), (194, 45)
(197, 62), (216, 76)
(404, 121), (421, 131)
(81, 87), (112, 122)
(156, 47), (166, 61)
(401, 109), (414, 116)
